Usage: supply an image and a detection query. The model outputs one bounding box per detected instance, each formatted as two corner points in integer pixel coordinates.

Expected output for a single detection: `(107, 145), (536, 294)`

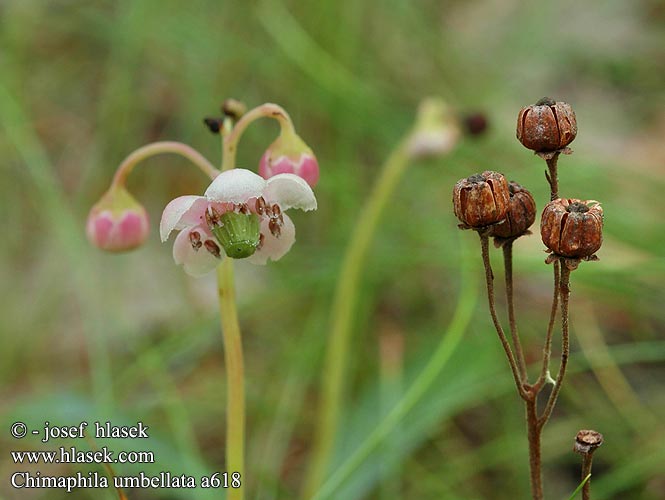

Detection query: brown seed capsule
(541, 198), (603, 258)
(491, 181), (536, 239)
(453, 171), (510, 228)
(517, 97), (577, 152)
(574, 430), (604, 455)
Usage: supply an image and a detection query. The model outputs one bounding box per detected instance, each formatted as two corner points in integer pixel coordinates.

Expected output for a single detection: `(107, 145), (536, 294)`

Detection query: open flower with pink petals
(160, 168), (317, 277)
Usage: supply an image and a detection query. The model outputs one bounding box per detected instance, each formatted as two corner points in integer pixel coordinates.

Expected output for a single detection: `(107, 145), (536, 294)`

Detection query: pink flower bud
(86, 186), (150, 252)
(258, 130), (319, 187)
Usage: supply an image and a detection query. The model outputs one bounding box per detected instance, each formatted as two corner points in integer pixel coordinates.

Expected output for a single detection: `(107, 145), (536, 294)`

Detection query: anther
(257, 233), (265, 251)
(204, 240), (221, 258)
(269, 219), (281, 238)
(189, 231), (202, 250)
(255, 197), (266, 216)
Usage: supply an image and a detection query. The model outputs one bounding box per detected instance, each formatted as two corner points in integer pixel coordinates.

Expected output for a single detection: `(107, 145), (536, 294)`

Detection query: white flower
(160, 169), (317, 277)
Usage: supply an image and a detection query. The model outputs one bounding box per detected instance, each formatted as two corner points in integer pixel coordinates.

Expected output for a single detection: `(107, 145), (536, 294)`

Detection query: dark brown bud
(453, 171), (510, 228)
(491, 181), (536, 239)
(541, 198), (603, 258)
(463, 112), (489, 137)
(574, 429), (603, 455)
(517, 97), (577, 152)
(203, 117), (223, 134)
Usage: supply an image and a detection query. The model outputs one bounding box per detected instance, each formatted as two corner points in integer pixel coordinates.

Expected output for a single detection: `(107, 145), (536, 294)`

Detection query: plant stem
(525, 399), (543, 500)
(503, 241), (527, 381)
(545, 153), (560, 201)
(303, 139), (411, 498)
(217, 260), (245, 500)
(479, 233), (527, 399)
(112, 141), (219, 186)
(581, 454), (594, 500)
(223, 103), (294, 170)
(539, 264), (571, 427)
(536, 260), (561, 389)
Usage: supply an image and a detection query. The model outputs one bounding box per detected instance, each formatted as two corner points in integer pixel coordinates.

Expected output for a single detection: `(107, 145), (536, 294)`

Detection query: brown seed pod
(541, 198), (603, 258)
(453, 171), (510, 228)
(517, 97), (577, 152)
(491, 181), (536, 239)
(574, 429), (604, 455)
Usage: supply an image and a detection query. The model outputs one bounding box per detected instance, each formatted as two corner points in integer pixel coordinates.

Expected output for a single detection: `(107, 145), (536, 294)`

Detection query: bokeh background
(1, 1), (664, 499)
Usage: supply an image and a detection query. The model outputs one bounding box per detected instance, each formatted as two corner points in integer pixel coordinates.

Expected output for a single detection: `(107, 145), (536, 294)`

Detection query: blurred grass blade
(257, 0), (376, 104)
(312, 235), (477, 500)
(567, 473), (591, 500)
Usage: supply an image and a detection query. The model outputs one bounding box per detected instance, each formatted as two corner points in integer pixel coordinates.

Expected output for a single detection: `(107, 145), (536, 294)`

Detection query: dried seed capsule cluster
(453, 171), (536, 240)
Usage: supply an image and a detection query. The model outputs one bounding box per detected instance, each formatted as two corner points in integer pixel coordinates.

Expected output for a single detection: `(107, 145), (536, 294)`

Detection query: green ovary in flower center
(210, 211), (261, 259)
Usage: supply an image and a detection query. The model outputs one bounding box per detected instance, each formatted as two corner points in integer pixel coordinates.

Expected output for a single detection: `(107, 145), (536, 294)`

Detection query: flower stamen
(269, 219), (281, 238)
(255, 196), (267, 216)
(204, 239), (222, 258)
(189, 230), (202, 250)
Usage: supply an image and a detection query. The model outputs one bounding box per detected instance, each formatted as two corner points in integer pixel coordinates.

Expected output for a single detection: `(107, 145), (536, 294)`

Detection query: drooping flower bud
(407, 97), (461, 159)
(517, 97), (577, 152)
(453, 171), (510, 228)
(86, 185), (150, 252)
(541, 198), (603, 258)
(259, 129), (319, 187)
(208, 209), (261, 259)
(491, 181), (536, 239)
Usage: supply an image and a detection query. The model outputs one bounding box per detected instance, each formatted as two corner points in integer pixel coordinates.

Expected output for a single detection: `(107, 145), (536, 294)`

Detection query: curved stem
(217, 259), (245, 500)
(535, 260), (561, 390)
(112, 141), (219, 186)
(222, 103), (294, 171)
(303, 139), (411, 498)
(479, 233), (528, 399)
(538, 265), (571, 427)
(503, 241), (528, 381)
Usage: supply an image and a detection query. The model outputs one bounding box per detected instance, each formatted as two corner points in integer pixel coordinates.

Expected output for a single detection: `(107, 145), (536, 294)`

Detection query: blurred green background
(1, 0), (664, 499)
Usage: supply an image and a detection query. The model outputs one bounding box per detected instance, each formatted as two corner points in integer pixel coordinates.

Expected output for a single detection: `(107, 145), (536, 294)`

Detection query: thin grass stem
(302, 139), (411, 497)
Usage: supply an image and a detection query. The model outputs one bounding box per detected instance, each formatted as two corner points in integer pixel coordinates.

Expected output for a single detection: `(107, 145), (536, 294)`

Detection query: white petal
(160, 196), (208, 242)
(172, 225), (221, 277)
(246, 214), (296, 265)
(204, 168), (266, 203)
(263, 173), (317, 211)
